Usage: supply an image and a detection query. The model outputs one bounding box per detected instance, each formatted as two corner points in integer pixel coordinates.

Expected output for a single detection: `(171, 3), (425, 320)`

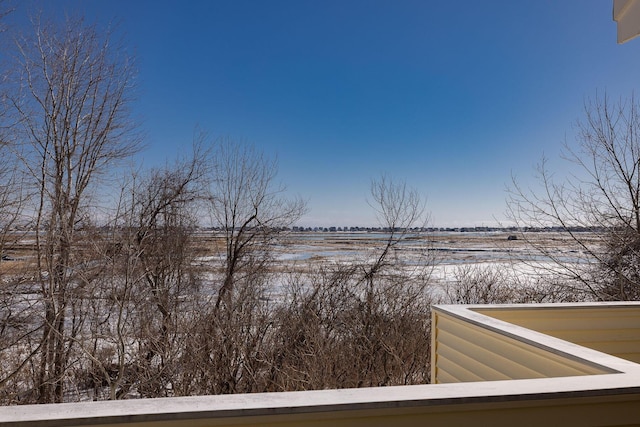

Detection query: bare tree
(8, 15), (139, 403)
(0, 157), (34, 404)
(266, 176), (433, 390)
(508, 93), (640, 301)
(352, 176), (432, 385)
(208, 140), (307, 310)
(361, 175), (428, 285)
(178, 139), (305, 395)
(0, 5), (40, 403)
(68, 145), (207, 401)
(128, 148), (206, 398)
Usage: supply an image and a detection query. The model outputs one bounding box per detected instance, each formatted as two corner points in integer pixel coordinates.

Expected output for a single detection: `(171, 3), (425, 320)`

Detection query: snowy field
(2, 229), (598, 300)
(272, 230), (593, 268)
(265, 230), (598, 299)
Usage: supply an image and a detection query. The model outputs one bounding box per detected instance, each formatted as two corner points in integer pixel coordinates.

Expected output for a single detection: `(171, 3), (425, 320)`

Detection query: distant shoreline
(190, 225), (605, 233)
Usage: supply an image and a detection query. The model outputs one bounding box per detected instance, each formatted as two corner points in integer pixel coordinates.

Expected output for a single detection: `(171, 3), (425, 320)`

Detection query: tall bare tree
(128, 148), (207, 397)
(9, 15), (139, 402)
(208, 140), (307, 310)
(508, 93), (640, 301)
(178, 140), (305, 395)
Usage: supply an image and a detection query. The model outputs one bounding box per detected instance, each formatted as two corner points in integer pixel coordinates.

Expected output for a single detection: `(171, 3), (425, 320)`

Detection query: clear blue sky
(7, 1), (640, 227)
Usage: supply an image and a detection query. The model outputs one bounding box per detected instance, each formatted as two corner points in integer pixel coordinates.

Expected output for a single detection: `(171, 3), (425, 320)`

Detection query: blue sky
(8, 1), (640, 227)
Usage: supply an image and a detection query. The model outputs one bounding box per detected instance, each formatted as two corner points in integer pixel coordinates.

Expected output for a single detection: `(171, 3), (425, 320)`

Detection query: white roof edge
(613, 0), (640, 43)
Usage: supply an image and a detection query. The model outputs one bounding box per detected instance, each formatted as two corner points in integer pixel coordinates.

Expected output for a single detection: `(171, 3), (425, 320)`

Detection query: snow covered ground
(271, 231), (592, 270)
(256, 230), (598, 301)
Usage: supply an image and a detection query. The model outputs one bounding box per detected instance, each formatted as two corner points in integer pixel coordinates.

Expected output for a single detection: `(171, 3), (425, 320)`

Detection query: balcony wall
(3, 302), (640, 427)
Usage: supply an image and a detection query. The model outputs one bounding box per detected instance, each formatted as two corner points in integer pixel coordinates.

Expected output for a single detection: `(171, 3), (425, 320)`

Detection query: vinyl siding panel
(432, 310), (607, 383)
(475, 306), (640, 364)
